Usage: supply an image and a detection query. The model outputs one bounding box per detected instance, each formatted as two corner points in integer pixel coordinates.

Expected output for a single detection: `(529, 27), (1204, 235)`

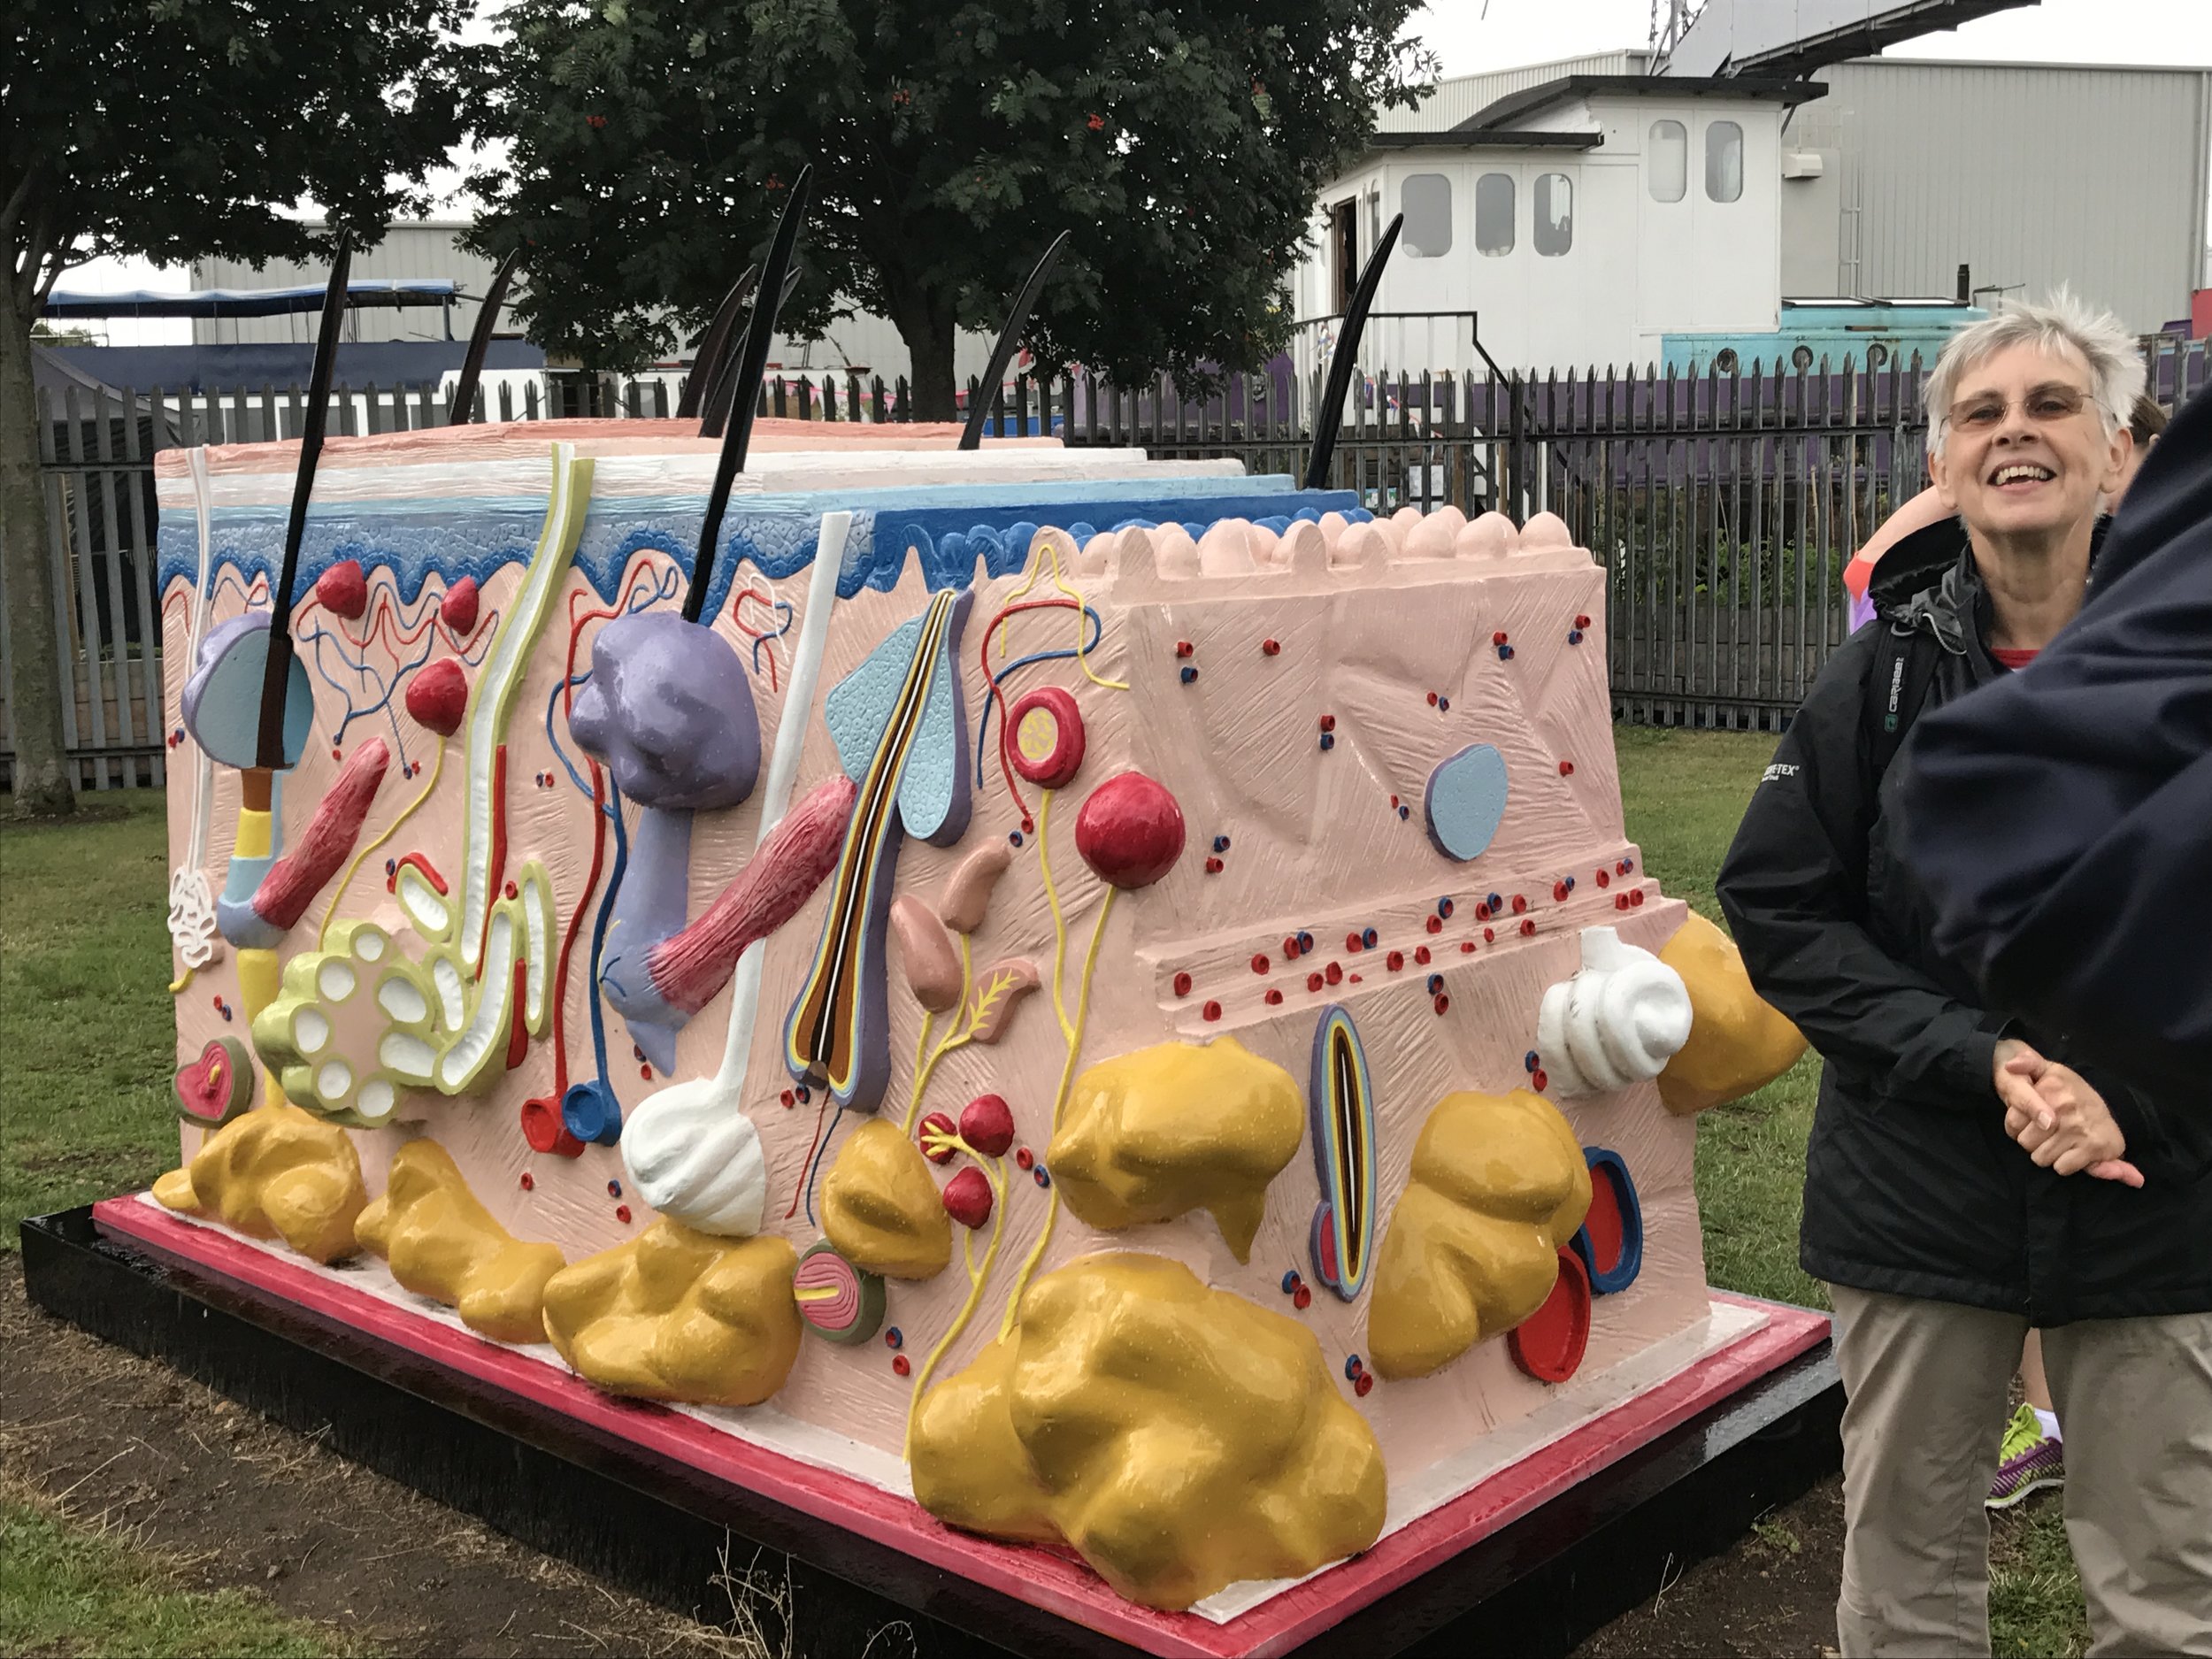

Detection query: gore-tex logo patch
(1762, 763), (1800, 783)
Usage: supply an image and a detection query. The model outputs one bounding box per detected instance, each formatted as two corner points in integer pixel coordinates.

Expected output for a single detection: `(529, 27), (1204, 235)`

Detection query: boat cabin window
(1534, 173), (1573, 257)
(1401, 173), (1454, 257)
(1475, 172), (1515, 257)
(1707, 120), (1744, 203)
(1648, 119), (1687, 203)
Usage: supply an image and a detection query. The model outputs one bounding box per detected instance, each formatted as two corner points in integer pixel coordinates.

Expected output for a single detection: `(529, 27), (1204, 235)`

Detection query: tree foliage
(1, 0), (480, 814)
(472, 0), (1432, 415)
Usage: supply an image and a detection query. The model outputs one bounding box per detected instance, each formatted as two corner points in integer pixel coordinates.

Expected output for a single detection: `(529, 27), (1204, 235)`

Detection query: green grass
(0, 793), (180, 1250)
(0, 1483), (343, 1657)
(0, 748), (2089, 1653)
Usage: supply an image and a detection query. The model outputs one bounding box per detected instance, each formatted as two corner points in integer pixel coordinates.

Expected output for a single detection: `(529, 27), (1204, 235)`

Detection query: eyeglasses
(1947, 383), (2093, 433)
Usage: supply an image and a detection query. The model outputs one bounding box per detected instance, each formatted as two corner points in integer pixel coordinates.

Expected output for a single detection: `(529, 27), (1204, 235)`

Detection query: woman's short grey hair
(1924, 289), (2146, 457)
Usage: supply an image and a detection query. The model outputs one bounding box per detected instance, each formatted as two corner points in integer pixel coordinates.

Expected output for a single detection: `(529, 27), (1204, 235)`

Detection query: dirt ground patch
(4, 1248), (1855, 1658)
(0, 1264), (764, 1659)
(1570, 1478), (1845, 1658)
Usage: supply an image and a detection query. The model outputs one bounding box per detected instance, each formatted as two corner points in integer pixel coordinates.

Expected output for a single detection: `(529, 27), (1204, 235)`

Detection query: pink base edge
(93, 1195), (1829, 1659)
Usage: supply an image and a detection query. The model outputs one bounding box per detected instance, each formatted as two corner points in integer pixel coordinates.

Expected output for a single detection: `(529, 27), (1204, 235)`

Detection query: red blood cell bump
(942, 1166), (994, 1230)
(1074, 772), (1186, 889)
(919, 1110), (959, 1163)
(960, 1094), (1016, 1158)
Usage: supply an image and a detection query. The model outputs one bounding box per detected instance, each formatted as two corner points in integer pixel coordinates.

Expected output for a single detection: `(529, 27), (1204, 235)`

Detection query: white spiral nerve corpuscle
(1535, 926), (1694, 1098)
(620, 1087), (769, 1237)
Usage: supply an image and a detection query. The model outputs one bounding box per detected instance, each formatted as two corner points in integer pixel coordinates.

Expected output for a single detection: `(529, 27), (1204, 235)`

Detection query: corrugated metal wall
(191, 223), (498, 346)
(1378, 51), (1646, 132)
(1785, 59), (2210, 329)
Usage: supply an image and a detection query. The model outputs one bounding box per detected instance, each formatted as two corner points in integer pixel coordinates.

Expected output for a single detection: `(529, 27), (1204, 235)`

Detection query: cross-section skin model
(145, 417), (1801, 1617)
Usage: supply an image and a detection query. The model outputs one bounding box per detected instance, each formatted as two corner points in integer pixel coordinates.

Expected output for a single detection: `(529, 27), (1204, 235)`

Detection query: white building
(1299, 50), (2212, 380)
(1296, 73), (1806, 378)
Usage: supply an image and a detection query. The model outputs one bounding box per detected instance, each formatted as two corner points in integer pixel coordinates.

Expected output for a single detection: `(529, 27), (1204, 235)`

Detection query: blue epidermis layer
(160, 476), (1370, 611)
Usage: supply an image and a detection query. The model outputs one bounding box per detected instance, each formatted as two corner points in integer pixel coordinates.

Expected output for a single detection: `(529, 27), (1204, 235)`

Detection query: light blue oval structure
(1424, 742), (1509, 861)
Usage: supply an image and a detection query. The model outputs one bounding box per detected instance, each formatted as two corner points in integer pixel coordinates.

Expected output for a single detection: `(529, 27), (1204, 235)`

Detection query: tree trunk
(894, 302), (960, 422)
(0, 274), (77, 816)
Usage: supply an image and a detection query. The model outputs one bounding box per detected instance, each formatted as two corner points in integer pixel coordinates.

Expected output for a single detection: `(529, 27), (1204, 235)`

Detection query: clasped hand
(1991, 1039), (2144, 1187)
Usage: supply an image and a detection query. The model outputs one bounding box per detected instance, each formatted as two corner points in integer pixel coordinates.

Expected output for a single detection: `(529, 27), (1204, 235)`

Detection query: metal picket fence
(7, 338), (2206, 787)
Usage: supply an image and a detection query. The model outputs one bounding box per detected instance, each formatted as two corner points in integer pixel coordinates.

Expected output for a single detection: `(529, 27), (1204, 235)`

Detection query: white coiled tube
(1535, 926), (1694, 1098)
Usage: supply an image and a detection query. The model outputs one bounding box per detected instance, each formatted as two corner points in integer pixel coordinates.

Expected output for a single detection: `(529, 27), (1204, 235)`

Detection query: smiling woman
(1712, 290), (2212, 1659)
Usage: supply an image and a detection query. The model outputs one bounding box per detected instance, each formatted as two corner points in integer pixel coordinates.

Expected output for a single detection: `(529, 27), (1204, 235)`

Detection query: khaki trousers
(1831, 1285), (2212, 1658)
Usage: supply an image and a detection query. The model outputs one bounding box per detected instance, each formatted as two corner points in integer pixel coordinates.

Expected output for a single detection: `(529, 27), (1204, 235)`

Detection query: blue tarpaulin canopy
(42, 280), (461, 319)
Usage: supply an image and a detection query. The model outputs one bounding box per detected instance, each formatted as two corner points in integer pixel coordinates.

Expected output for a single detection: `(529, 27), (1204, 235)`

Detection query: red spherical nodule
(892, 1353), (912, 1377)
(1073, 771), (1186, 889)
(405, 657), (470, 736)
(1293, 1285), (1313, 1310)
(1250, 953), (1270, 974)
(1172, 971), (1194, 998)
(1414, 946), (1432, 965)
(1532, 1068), (1550, 1091)
(1354, 1371), (1374, 1397)
(1264, 988), (1284, 1006)
(959, 1094), (1016, 1159)
(1202, 1000), (1222, 1022)
(440, 576), (481, 636)
(314, 558), (369, 619)
(919, 1110), (959, 1164)
(942, 1165), (994, 1230)
(1324, 961), (1343, 986)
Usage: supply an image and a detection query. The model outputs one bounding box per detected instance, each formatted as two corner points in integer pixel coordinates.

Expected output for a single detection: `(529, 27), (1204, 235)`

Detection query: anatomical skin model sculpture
(117, 396), (1811, 1650)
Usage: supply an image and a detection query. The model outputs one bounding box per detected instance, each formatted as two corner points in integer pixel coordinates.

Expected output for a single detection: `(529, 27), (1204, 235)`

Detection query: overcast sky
(1419, 0), (2212, 78)
(58, 0), (2212, 342)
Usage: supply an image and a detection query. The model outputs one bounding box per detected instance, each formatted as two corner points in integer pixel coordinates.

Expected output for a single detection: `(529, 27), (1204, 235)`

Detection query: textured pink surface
(96, 1195), (1827, 1658)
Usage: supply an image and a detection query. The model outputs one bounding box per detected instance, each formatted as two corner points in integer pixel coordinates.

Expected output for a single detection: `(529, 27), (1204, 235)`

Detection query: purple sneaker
(1987, 1402), (2064, 1509)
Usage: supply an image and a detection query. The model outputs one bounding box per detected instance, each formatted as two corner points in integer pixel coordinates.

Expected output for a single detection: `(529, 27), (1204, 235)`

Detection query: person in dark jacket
(1716, 294), (2212, 1658)
(1893, 377), (2212, 1107)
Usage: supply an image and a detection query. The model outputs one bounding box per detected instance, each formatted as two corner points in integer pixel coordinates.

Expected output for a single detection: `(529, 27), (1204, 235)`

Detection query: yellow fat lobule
(910, 1251), (1386, 1611)
(1366, 1087), (1592, 1380)
(1655, 911), (1808, 1116)
(541, 1221), (802, 1408)
(1046, 1036), (1303, 1262)
(820, 1118), (952, 1279)
(355, 1141), (566, 1344)
(151, 1102), (367, 1264)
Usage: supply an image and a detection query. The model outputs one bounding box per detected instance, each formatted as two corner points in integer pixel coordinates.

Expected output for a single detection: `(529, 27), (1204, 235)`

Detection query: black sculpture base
(21, 1204), (1841, 1658)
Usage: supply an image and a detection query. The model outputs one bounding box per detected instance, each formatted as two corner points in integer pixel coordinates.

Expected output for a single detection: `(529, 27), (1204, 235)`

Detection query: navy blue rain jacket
(1892, 382), (2212, 1126)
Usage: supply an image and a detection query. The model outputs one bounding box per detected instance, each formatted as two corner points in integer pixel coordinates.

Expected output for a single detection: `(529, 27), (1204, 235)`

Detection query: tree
(2, 1), (479, 817)
(472, 0), (1432, 419)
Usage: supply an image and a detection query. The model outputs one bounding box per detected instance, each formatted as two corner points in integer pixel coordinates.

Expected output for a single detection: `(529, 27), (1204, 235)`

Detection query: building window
(1648, 119), (1686, 203)
(1475, 172), (1515, 257)
(1707, 120), (1744, 203)
(1401, 173), (1453, 257)
(1533, 173), (1572, 257)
